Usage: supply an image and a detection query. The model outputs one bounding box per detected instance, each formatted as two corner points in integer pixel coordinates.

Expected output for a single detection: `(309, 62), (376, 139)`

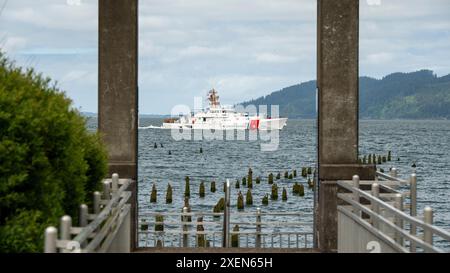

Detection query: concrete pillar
(316, 0), (375, 252)
(98, 0), (138, 250)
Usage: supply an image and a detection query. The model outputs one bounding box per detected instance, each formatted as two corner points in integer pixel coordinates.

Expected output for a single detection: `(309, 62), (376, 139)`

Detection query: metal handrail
(44, 174), (132, 253)
(338, 176), (450, 252)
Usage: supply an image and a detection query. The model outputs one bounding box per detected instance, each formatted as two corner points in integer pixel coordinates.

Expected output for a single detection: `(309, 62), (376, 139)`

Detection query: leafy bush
(0, 52), (108, 252)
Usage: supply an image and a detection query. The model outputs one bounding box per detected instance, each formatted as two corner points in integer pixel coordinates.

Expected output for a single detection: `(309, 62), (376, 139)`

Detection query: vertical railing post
(60, 215), (72, 253)
(112, 173), (119, 193)
(79, 204), (88, 227)
(256, 208), (262, 248)
(223, 179), (231, 248)
(390, 167), (398, 178)
(103, 180), (111, 201)
(410, 173), (417, 252)
(93, 191), (101, 214)
(352, 175), (360, 216)
(44, 226), (58, 253)
(423, 206), (433, 248)
(182, 207), (189, 248)
(394, 194), (404, 246)
(371, 183), (380, 228)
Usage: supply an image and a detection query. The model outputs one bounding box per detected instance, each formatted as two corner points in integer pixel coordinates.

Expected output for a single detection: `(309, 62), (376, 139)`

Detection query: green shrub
(0, 53), (107, 252)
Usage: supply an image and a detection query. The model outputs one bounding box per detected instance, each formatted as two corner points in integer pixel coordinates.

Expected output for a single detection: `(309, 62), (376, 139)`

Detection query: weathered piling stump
(288, 173), (293, 179)
(246, 189), (253, 205)
(150, 184), (157, 203)
(196, 216), (206, 247)
(183, 197), (192, 222)
(200, 147), (203, 153)
(168, 150), (172, 155)
(199, 181), (205, 198)
(235, 179), (240, 189)
(271, 184), (278, 200)
(231, 225), (240, 247)
(276, 172), (281, 180)
(166, 183), (173, 204)
(298, 183), (305, 196)
(388, 151), (392, 161)
(293, 169), (297, 177)
(377, 155), (382, 164)
(237, 191), (244, 210)
(155, 214), (164, 232)
(284, 171), (289, 179)
(213, 197), (225, 214)
(382, 156), (387, 163)
(363, 155), (367, 164)
(160, 143), (164, 148)
(268, 173), (274, 184)
(248, 168), (253, 188)
(242, 177), (247, 186)
(154, 142), (157, 148)
(211, 181), (216, 193)
(185, 176), (190, 197)
(282, 187), (288, 201)
(262, 194), (269, 205)
(301, 167), (307, 178)
(141, 220), (149, 231)
(368, 154), (372, 164)
(255, 176), (261, 184)
(307, 178), (314, 189)
(307, 167), (312, 175)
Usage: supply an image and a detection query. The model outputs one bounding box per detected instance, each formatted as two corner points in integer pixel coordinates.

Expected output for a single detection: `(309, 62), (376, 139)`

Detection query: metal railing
(337, 169), (450, 252)
(138, 210), (314, 249)
(138, 179), (314, 249)
(44, 174), (132, 253)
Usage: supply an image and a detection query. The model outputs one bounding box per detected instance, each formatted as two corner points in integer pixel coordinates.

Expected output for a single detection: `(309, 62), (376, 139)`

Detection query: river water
(91, 118), (450, 249)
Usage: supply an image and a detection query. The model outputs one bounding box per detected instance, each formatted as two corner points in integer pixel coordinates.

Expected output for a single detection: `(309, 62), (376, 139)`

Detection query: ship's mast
(207, 88), (220, 108)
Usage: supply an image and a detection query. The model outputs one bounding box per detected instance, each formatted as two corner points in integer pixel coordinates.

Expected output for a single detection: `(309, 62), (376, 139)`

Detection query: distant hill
(239, 70), (450, 119)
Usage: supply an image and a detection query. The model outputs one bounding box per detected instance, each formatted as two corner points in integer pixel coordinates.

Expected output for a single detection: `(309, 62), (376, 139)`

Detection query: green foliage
(0, 53), (108, 252)
(240, 70), (450, 119)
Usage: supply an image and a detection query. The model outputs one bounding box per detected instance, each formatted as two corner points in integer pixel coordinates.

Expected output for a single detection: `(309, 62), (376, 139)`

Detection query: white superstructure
(157, 89), (288, 130)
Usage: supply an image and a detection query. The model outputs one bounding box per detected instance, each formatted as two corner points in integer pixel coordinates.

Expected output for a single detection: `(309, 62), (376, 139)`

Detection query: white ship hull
(160, 117), (287, 130)
(144, 89), (288, 131)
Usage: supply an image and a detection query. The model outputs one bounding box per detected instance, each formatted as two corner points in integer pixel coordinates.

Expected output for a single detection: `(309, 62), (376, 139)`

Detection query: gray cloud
(0, 0), (449, 114)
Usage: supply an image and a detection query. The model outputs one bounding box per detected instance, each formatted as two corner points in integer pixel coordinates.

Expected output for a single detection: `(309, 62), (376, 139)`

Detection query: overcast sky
(1, 0), (449, 114)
